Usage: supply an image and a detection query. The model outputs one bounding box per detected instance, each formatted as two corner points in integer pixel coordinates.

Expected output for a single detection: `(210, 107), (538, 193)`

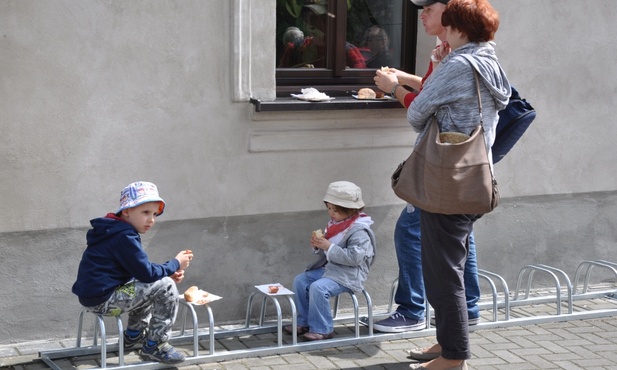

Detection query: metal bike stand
(513, 264), (573, 315)
(72, 308), (125, 368)
(333, 289), (374, 337)
(39, 260), (617, 370)
(244, 289), (297, 346)
(387, 278), (398, 314)
(177, 299), (212, 356)
(478, 269), (511, 321)
(574, 260), (617, 295)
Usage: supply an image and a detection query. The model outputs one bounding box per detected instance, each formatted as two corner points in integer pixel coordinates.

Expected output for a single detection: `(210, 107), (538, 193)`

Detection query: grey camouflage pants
(86, 277), (179, 343)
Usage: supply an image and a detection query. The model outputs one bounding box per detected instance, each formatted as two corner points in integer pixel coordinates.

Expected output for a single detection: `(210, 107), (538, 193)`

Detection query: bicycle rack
(387, 278), (398, 314)
(39, 260), (617, 370)
(477, 269), (510, 321)
(512, 264), (573, 315)
(574, 260), (617, 295)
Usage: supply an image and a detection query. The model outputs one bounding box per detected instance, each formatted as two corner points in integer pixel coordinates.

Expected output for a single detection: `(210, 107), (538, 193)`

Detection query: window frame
(275, 0), (419, 97)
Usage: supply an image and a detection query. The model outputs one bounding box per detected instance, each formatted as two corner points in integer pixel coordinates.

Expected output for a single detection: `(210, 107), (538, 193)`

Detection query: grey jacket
(407, 42), (511, 162)
(305, 222), (376, 293)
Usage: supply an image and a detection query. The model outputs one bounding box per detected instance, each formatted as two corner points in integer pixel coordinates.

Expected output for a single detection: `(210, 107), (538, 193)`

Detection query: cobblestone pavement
(3, 293), (617, 370)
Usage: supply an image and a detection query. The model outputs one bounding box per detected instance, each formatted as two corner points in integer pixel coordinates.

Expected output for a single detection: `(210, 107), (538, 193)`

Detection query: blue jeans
(393, 206), (480, 321)
(292, 268), (352, 334)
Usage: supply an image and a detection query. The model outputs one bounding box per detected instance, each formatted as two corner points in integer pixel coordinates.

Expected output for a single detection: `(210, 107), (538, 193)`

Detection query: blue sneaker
(139, 342), (186, 364)
(372, 312), (425, 333)
(122, 330), (146, 351)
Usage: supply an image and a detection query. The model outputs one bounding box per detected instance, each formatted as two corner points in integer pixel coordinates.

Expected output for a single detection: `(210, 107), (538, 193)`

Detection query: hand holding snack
(374, 68), (400, 96)
(311, 229), (331, 251)
(310, 229), (324, 253)
(176, 249), (193, 269)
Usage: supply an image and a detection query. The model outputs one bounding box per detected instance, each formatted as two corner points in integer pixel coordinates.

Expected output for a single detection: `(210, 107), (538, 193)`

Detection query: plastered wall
(1, 0), (616, 343)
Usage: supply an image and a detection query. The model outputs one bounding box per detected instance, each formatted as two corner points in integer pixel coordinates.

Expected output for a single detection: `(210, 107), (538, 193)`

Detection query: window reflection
(278, 2), (330, 68)
(360, 25), (393, 68)
(347, 0), (402, 69)
(276, 0), (404, 71)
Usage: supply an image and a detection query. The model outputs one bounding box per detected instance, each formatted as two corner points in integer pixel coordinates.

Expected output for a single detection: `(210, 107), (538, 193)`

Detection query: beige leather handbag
(391, 70), (499, 215)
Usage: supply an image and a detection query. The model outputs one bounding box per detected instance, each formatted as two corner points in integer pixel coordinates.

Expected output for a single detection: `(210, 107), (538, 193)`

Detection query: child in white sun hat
(286, 181), (376, 341)
(72, 181), (193, 364)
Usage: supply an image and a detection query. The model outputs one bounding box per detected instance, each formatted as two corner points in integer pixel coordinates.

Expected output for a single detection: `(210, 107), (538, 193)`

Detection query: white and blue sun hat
(116, 181), (166, 216)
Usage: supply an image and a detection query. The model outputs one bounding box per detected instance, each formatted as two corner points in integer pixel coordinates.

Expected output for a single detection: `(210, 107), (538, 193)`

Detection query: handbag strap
(472, 70), (483, 125)
(469, 62), (496, 177)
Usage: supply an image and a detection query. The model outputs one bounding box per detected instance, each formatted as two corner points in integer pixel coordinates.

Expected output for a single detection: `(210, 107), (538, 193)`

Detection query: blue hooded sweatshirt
(71, 214), (180, 307)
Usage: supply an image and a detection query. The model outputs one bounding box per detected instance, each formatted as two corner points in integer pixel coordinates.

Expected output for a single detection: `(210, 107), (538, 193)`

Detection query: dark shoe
(373, 312), (425, 333)
(139, 342), (186, 364)
(122, 330), (146, 351)
(468, 316), (480, 326)
(284, 325), (309, 335)
(302, 331), (334, 341)
(409, 360), (467, 369)
(407, 347), (441, 361)
(430, 316), (480, 326)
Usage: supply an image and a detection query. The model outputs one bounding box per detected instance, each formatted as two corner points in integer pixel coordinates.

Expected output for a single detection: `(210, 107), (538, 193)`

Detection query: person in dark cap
(369, 0), (482, 355)
(405, 0), (509, 368)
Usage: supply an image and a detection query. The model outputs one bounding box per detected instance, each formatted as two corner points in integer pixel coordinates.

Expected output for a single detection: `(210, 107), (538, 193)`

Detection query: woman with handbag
(405, 0), (511, 369)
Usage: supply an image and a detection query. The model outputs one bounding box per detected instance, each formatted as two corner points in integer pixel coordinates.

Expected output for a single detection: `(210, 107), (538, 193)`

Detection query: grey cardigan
(407, 42), (511, 161)
(305, 223), (376, 293)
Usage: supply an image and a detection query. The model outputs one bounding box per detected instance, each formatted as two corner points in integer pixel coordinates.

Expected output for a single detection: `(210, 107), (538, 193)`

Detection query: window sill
(250, 96), (402, 112)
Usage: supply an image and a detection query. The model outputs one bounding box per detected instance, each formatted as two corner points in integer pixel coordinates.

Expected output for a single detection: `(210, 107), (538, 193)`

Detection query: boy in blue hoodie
(72, 181), (193, 364)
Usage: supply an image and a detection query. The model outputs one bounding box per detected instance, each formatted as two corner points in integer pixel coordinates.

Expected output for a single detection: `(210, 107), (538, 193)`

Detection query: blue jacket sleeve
(114, 233), (180, 283)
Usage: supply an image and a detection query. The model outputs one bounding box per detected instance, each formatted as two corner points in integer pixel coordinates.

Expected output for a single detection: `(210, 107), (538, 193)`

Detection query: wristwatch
(390, 83), (401, 96)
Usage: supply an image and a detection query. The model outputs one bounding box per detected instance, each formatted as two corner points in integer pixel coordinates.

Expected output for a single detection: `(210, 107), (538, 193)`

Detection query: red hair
(441, 0), (500, 42)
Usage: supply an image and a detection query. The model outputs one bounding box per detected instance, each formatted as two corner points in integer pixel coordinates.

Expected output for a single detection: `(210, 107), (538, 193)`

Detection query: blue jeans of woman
(292, 267), (352, 334)
(393, 205), (480, 321)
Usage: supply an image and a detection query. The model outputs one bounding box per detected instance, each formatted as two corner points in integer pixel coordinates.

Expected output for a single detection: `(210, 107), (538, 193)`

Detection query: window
(276, 0), (418, 96)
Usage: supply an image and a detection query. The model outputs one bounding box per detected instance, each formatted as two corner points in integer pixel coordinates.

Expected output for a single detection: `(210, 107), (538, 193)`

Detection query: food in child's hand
(184, 286), (209, 303)
(380, 66), (391, 73)
(268, 285), (279, 293)
(357, 88), (377, 100)
(312, 229), (324, 238)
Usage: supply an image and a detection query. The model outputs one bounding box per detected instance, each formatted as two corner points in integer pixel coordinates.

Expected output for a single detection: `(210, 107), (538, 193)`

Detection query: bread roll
(380, 66), (390, 73)
(358, 88), (377, 99)
(312, 229), (324, 238)
(184, 286), (209, 303)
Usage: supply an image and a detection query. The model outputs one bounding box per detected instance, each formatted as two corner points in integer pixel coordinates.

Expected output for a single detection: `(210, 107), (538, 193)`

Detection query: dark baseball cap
(410, 0), (449, 7)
